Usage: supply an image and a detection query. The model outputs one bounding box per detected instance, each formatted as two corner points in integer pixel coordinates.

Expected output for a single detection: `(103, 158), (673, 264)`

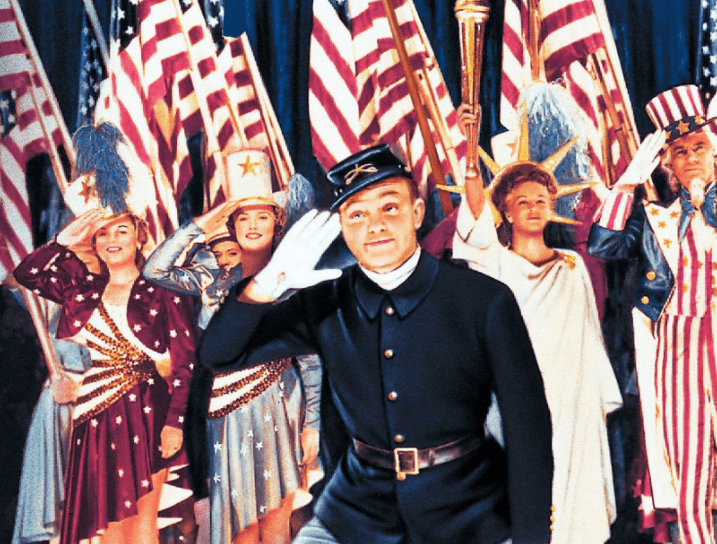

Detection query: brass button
(384, 349), (394, 359)
(550, 515), (556, 522)
(388, 391), (398, 401)
(646, 271), (656, 280)
(385, 306), (395, 316)
(397, 472), (406, 481)
(641, 296), (650, 305)
(394, 434), (405, 443)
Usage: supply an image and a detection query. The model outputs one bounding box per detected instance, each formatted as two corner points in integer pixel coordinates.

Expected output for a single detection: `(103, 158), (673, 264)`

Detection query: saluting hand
(613, 130), (666, 194)
(250, 210), (342, 301)
(56, 209), (107, 247)
(193, 200), (241, 236)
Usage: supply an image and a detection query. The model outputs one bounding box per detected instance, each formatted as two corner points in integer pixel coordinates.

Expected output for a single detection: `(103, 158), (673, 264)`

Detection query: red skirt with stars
(59, 369), (180, 544)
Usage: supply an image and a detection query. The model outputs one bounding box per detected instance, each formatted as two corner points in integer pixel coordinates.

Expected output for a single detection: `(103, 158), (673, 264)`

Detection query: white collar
(360, 247), (422, 291)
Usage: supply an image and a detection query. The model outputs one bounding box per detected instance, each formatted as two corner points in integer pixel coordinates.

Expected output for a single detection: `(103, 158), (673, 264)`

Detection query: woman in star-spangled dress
(14, 209), (195, 544)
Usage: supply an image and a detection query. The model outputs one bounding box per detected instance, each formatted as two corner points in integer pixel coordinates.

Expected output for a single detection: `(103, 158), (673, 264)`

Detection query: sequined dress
(206, 355), (320, 542)
(142, 224), (322, 543)
(59, 301), (180, 543)
(13, 242), (195, 544)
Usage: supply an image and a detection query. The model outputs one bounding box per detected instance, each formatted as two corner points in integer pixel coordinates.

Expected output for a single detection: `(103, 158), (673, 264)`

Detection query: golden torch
(454, 0), (490, 183)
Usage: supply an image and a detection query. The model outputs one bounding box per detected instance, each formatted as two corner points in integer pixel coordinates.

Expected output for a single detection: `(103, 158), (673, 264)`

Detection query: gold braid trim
(75, 374), (150, 426)
(208, 359), (292, 420)
(211, 365), (268, 396)
(74, 302), (157, 425)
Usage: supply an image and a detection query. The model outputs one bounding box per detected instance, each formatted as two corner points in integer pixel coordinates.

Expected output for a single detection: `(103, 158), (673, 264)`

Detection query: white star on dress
(247, 429), (254, 438)
(264, 413), (272, 423)
(118, 468), (125, 477)
(129, 393), (137, 401)
(116, 416), (123, 424)
(74, 320), (81, 327)
(87, 274), (94, 281)
(170, 330), (177, 338)
(174, 379), (182, 387)
(213, 474), (221, 483)
(30, 267), (38, 274)
(144, 406), (152, 414)
(255, 441), (263, 451)
(240, 442), (248, 456)
(263, 469), (272, 480)
(125, 500), (132, 508)
(150, 309), (158, 316)
(91, 293), (99, 299)
(214, 442), (222, 453)
(142, 479), (150, 488)
(173, 296), (180, 304)
(134, 324), (142, 332)
(260, 505), (267, 514)
(91, 419), (98, 427)
(148, 378), (155, 385)
(134, 435), (140, 444)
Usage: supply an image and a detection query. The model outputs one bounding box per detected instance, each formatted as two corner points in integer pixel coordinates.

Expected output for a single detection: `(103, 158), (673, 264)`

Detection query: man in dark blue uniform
(199, 145), (554, 544)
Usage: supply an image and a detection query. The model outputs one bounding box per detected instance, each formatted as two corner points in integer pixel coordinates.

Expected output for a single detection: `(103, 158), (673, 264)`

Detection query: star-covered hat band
(646, 84), (717, 145)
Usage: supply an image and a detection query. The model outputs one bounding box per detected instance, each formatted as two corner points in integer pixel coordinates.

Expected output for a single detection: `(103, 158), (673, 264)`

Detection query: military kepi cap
(327, 144), (413, 211)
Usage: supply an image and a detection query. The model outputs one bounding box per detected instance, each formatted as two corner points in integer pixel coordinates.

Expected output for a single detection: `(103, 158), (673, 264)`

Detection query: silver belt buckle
(393, 447), (420, 476)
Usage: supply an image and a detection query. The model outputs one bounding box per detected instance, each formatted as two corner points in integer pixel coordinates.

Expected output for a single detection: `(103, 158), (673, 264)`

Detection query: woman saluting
(14, 124), (195, 544)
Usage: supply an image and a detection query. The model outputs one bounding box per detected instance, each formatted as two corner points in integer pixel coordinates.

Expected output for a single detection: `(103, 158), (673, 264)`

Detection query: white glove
(254, 210), (342, 299)
(612, 130), (666, 194)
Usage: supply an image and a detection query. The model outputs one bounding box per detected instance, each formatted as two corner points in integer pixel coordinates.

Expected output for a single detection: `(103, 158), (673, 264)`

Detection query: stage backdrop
(0, 2), (706, 544)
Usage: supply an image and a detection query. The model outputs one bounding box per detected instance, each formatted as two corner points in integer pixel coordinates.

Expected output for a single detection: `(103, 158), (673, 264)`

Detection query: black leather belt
(352, 435), (485, 478)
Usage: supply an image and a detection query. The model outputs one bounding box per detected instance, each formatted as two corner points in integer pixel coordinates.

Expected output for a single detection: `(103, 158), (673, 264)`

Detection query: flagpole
(7, 0), (75, 172)
(81, 0), (110, 69)
(407, 0), (464, 188)
(239, 34), (295, 190)
(378, 0), (453, 216)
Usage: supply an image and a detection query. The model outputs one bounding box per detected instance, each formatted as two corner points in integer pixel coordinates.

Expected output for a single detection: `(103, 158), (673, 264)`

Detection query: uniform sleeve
(13, 242), (93, 304)
(198, 279), (317, 372)
(587, 197), (645, 262)
(143, 222), (217, 297)
(296, 353), (322, 430)
(162, 290), (196, 429)
(483, 286), (553, 544)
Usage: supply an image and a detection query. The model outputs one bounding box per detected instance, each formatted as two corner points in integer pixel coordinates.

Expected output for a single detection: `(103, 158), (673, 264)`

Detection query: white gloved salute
(612, 129), (666, 194)
(252, 210), (343, 300)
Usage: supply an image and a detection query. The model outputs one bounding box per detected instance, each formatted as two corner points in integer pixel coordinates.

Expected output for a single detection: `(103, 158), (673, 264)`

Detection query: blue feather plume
(72, 123), (130, 214)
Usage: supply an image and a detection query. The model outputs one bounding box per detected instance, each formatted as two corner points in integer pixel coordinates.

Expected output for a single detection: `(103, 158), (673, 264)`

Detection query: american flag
(0, 0), (63, 275)
(95, 0), (181, 242)
(309, 0), (465, 199)
(500, 0), (636, 186)
(202, 0), (224, 52)
(309, 0), (361, 170)
(697, 0), (717, 102)
(168, 0), (245, 209)
(76, 10), (106, 127)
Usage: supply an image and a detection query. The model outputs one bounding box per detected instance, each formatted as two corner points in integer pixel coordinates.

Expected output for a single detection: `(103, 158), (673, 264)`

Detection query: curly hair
(491, 164), (557, 244)
(491, 164), (557, 213)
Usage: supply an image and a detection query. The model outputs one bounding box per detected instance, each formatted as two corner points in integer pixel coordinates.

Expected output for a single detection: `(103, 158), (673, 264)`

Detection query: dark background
(0, 1), (704, 543)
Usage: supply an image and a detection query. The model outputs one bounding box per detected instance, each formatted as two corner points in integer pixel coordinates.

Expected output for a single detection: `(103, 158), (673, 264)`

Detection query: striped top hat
(645, 84), (716, 146)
